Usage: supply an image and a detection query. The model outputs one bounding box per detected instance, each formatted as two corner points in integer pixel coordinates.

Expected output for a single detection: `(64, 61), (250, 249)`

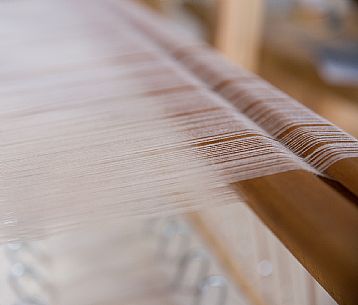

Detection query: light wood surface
(214, 0), (264, 70)
(234, 170), (358, 305)
(325, 157), (358, 198)
(189, 168), (358, 305)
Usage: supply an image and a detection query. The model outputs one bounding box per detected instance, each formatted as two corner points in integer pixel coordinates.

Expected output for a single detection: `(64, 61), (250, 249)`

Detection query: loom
(1, 0), (357, 305)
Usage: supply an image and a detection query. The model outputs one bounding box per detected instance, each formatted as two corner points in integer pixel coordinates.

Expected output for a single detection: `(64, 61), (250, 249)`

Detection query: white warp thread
(113, 0), (358, 173)
(0, 0), (341, 242)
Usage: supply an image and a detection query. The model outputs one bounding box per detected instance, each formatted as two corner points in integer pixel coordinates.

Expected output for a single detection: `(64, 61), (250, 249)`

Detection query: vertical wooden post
(214, 0), (264, 71)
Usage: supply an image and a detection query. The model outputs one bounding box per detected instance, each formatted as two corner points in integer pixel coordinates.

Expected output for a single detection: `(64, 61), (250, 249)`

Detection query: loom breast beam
(234, 170), (358, 305)
(190, 170), (358, 305)
(325, 158), (358, 199)
(112, 0), (358, 198)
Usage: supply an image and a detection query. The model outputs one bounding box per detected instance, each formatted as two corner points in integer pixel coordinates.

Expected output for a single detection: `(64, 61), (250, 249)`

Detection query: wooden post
(214, 0), (264, 71)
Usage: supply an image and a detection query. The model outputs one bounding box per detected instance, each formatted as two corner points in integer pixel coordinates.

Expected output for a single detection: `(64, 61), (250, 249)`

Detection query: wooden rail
(189, 169), (358, 305)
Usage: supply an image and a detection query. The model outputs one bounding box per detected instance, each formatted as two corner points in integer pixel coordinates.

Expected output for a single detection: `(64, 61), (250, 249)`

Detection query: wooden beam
(233, 170), (358, 305)
(325, 157), (358, 199)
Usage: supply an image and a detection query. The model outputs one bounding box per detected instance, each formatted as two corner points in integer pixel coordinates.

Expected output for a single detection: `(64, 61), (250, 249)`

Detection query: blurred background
(139, 0), (358, 137)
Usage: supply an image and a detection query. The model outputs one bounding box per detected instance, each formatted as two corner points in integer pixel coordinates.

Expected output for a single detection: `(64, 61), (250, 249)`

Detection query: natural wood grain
(233, 170), (358, 305)
(325, 157), (358, 199)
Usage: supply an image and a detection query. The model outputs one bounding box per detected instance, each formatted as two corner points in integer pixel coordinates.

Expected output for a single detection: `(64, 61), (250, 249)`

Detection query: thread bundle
(1, 0), (357, 243)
